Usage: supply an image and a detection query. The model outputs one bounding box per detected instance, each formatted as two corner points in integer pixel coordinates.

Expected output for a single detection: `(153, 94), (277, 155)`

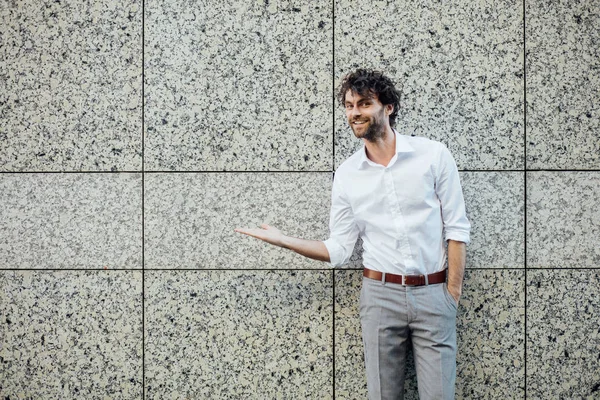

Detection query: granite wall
(0, 0), (598, 399)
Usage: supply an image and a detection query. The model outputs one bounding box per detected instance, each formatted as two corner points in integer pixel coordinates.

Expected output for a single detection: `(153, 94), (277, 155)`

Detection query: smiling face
(344, 90), (393, 142)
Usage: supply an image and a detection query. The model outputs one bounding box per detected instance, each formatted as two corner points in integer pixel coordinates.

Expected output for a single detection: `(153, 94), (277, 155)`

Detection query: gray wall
(1, 0), (599, 398)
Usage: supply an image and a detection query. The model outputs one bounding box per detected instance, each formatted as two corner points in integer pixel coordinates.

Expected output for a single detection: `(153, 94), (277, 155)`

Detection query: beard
(351, 112), (387, 142)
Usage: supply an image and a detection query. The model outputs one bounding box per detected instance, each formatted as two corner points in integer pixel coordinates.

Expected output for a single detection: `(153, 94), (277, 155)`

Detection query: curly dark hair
(337, 69), (401, 127)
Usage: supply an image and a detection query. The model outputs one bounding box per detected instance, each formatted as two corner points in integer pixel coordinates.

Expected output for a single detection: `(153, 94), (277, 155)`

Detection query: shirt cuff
(323, 238), (345, 268)
(445, 230), (470, 245)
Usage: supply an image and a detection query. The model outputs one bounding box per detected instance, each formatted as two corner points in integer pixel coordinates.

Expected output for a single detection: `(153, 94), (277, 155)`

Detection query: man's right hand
(234, 223), (285, 247)
(234, 223), (331, 263)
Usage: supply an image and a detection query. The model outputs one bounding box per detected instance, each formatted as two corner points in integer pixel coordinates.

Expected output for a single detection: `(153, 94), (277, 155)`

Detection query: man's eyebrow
(345, 97), (373, 105)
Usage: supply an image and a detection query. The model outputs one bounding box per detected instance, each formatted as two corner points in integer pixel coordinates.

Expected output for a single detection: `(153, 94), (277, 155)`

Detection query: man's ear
(385, 104), (394, 115)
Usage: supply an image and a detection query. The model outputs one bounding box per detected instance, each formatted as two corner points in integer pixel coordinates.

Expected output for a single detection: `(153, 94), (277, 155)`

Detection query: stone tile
(145, 270), (333, 399)
(527, 172), (600, 268)
(334, 270), (525, 399)
(0, 173), (142, 269)
(334, 270), (367, 398)
(0, 0), (142, 171)
(334, 0), (524, 170)
(144, 172), (331, 269)
(0, 270), (142, 398)
(462, 172), (524, 268)
(456, 269), (524, 399)
(526, 1), (600, 169)
(334, 110), (358, 172)
(527, 270), (600, 399)
(145, 0), (332, 171)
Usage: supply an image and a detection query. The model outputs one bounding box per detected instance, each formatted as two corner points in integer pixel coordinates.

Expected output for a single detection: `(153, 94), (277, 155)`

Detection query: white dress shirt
(323, 130), (470, 275)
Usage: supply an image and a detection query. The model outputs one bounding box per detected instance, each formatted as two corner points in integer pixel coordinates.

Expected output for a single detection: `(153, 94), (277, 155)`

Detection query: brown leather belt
(363, 267), (447, 286)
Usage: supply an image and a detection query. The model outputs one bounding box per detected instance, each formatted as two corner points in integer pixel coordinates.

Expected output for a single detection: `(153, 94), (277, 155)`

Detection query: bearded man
(236, 69), (470, 400)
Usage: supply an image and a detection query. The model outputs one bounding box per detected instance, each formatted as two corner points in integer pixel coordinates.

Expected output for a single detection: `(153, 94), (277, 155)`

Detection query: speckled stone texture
(334, 271), (366, 398)
(342, 237), (364, 269)
(334, 0), (523, 170)
(145, 0), (332, 171)
(334, 269), (524, 399)
(0, 173), (142, 269)
(527, 172), (600, 268)
(0, 270), (142, 399)
(527, 270), (600, 399)
(145, 270), (333, 399)
(461, 172), (524, 269)
(145, 172), (331, 269)
(0, 0), (142, 171)
(457, 269), (524, 399)
(526, 0), (600, 169)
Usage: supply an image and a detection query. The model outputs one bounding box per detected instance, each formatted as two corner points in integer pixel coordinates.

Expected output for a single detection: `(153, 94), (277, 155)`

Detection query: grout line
(138, 268), (340, 272)
(462, 169), (600, 172)
(332, 1), (336, 395)
(332, 1), (336, 393)
(5, 261), (600, 273)
(0, 170), (336, 174)
(515, 267), (600, 270)
(4, 267), (600, 272)
(332, 269), (336, 399)
(143, 170), (336, 173)
(0, 171), (144, 174)
(523, 0), (527, 396)
(460, 169), (525, 172)
(11, 267), (598, 272)
(332, 0), (336, 176)
(520, 169), (600, 172)
(5, 169), (600, 175)
(142, 0), (146, 396)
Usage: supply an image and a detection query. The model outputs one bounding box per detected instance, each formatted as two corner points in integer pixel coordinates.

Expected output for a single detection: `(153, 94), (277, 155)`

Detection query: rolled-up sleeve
(435, 144), (471, 244)
(322, 174), (360, 267)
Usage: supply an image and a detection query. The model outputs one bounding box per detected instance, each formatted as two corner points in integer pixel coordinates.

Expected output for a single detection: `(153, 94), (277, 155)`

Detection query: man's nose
(349, 106), (360, 119)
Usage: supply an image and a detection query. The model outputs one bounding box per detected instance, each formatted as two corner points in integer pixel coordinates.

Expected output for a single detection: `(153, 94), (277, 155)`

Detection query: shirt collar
(357, 129), (415, 169)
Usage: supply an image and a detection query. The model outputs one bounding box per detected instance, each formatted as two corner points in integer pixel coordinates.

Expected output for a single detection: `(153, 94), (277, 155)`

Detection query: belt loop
(401, 274), (405, 286)
(381, 272), (386, 285)
(424, 273), (429, 286)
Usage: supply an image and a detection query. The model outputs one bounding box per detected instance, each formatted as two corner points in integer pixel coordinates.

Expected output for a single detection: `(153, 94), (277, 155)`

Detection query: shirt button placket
(386, 169), (413, 271)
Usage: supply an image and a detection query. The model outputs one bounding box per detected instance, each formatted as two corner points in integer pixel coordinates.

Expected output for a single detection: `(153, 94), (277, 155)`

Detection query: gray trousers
(359, 276), (458, 400)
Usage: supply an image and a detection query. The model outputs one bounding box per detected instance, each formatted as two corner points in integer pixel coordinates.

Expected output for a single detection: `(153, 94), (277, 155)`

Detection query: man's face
(344, 90), (392, 142)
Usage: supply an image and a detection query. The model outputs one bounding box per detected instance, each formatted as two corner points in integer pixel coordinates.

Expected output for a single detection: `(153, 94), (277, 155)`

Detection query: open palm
(234, 224), (284, 247)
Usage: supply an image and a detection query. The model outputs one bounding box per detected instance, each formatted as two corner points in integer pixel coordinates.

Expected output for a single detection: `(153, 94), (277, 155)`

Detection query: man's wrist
(447, 283), (462, 298)
(279, 234), (290, 249)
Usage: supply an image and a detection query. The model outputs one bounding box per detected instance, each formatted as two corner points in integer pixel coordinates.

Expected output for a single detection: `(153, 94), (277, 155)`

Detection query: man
(235, 69), (470, 400)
